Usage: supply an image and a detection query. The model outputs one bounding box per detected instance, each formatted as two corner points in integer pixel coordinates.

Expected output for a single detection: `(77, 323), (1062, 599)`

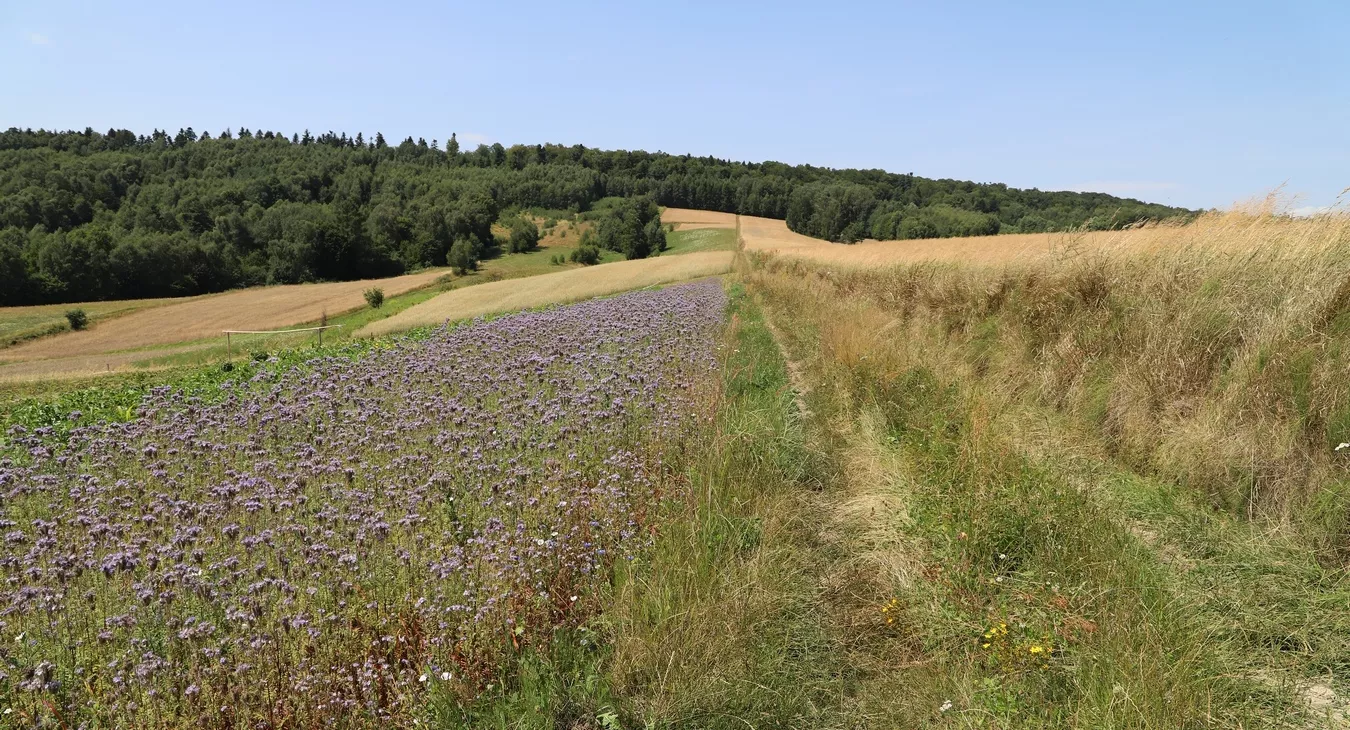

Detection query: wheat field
(739, 214), (1154, 266)
(0, 268), (448, 364)
(742, 208), (1349, 268)
(660, 208), (737, 230)
(359, 252), (734, 337)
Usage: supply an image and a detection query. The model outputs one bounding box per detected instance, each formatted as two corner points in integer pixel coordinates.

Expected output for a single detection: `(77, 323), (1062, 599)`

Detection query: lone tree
(508, 218), (540, 253)
(449, 238), (477, 274)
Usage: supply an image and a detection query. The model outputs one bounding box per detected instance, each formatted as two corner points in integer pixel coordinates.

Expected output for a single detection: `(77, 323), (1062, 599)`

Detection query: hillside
(0, 127), (1192, 306)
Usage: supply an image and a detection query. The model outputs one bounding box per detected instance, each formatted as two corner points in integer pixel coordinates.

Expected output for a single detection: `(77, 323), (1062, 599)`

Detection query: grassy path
(738, 256), (1350, 727)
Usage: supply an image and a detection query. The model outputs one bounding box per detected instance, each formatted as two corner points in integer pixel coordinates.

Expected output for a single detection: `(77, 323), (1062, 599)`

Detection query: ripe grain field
(739, 213), (1169, 267)
(659, 208), (737, 231)
(0, 269), (449, 364)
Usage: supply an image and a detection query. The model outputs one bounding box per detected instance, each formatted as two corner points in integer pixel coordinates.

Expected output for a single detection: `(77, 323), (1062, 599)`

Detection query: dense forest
(0, 127), (1193, 305)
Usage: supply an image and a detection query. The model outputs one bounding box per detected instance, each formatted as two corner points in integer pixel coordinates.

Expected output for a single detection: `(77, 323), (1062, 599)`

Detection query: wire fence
(223, 325), (343, 360)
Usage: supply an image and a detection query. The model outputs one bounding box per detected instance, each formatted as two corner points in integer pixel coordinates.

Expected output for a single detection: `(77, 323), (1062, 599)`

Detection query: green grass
(599, 281), (851, 728)
(662, 228), (737, 255)
(740, 251), (1350, 727)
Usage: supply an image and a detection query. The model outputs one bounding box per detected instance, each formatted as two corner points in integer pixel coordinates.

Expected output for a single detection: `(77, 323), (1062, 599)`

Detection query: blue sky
(3, 0), (1345, 211)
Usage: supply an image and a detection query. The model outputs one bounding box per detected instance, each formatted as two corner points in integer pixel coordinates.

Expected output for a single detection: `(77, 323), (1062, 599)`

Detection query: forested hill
(0, 127), (1193, 305)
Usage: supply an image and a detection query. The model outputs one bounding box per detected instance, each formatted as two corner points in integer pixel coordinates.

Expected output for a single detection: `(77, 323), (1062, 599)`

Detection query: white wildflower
(940, 699), (953, 712)
(440, 671), (452, 681)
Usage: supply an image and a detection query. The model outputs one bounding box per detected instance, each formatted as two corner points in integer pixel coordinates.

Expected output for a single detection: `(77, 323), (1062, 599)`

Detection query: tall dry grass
(754, 208), (1350, 540)
(739, 210), (1350, 724)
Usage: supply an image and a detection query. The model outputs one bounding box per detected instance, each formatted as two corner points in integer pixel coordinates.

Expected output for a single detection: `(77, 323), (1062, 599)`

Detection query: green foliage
(593, 197), (665, 259)
(0, 127), (1193, 305)
(362, 286), (385, 308)
(569, 244), (600, 266)
(786, 182), (877, 242)
(508, 217), (541, 253)
(870, 202), (1002, 240)
(448, 239), (475, 274)
(63, 308), (87, 330)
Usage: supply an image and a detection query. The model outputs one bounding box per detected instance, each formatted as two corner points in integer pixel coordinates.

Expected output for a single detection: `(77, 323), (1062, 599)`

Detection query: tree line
(0, 126), (1194, 305)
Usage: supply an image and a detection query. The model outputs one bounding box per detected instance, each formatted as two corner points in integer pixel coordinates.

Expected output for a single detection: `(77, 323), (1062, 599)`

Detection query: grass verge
(742, 250), (1341, 726)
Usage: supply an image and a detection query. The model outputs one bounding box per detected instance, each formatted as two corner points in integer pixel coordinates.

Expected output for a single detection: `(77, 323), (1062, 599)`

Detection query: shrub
(363, 287), (385, 309)
(570, 245), (601, 266)
(508, 218), (540, 253)
(449, 238), (478, 275)
(64, 309), (88, 331)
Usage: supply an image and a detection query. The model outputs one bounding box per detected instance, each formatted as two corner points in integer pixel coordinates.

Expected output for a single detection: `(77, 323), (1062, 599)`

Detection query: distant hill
(0, 127), (1194, 305)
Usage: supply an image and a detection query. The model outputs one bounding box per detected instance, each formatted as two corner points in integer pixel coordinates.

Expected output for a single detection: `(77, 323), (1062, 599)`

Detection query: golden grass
(739, 214), (1141, 267)
(741, 206), (1350, 269)
(0, 269), (448, 363)
(358, 252), (734, 337)
(752, 208), (1350, 524)
(0, 297), (197, 348)
(740, 216), (1350, 723)
(0, 346), (208, 383)
(660, 207), (736, 230)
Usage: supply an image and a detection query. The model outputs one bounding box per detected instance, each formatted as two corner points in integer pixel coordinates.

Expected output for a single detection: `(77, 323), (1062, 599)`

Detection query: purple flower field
(0, 281), (726, 726)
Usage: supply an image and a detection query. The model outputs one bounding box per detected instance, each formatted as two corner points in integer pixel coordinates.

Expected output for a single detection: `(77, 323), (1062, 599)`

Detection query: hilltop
(0, 126), (1192, 306)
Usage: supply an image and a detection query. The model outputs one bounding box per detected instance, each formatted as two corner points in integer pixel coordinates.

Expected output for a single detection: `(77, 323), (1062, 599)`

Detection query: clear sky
(3, 1), (1345, 211)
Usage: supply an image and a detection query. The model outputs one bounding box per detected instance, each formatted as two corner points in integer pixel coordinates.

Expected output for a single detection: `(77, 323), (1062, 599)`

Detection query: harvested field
(0, 345), (213, 383)
(359, 251), (733, 337)
(0, 269), (448, 363)
(0, 297), (196, 349)
(661, 207), (737, 230)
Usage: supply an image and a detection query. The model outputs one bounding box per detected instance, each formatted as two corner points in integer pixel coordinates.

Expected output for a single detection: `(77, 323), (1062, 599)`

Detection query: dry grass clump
(358, 252), (734, 337)
(754, 209), (1350, 535)
(660, 207), (736, 230)
(0, 269), (448, 362)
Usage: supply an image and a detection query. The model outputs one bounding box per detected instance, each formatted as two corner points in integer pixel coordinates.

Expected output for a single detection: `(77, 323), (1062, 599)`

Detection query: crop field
(659, 208), (736, 230)
(0, 298), (202, 351)
(359, 251), (733, 337)
(0, 269), (448, 364)
(738, 214), (1159, 267)
(0, 281), (725, 727)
